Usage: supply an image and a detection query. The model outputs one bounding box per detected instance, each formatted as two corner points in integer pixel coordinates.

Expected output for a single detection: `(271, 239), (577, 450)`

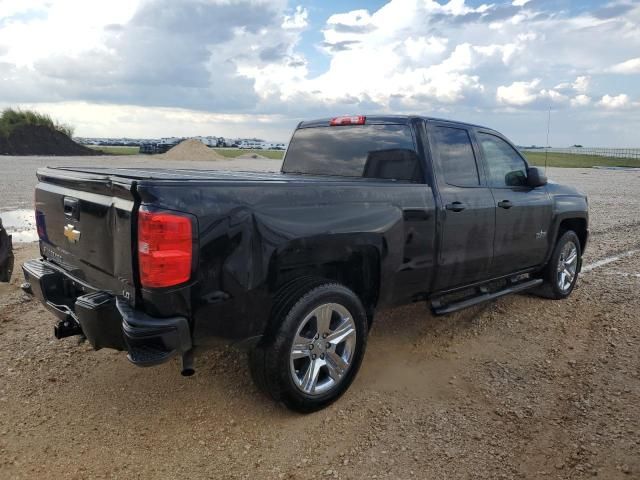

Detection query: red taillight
(329, 115), (366, 126)
(138, 209), (193, 288)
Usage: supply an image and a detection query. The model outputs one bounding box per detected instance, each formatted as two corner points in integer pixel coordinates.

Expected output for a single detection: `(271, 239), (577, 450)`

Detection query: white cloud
(570, 94), (591, 107)
(0, 0), (51, 19)
(326, 9), (372, 28)
(609, 57), (640, 74)
(542, 89), (569, 103)
(496, 79), (541, 106)
(282, 6), (308, 30)
(11, 101), (295, 140)
(554, 82), (571, 90)
(554, 76), (590, 95)
(512, 0), (532, 6)
(0, 0), (142, 67)
(261, 1), (536, 108)
(572, 76), (590, 93)
(598, 94), (631, 109)
(402, 36), (448, 62)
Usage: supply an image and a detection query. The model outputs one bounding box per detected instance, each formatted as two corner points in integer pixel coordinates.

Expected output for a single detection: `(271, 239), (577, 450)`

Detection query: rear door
(427, 122), (495, 291)
(473, 130), (552, 277)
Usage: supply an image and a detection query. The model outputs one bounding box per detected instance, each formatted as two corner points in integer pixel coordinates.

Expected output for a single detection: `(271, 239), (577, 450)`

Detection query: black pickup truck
(23, 115), (588, 412)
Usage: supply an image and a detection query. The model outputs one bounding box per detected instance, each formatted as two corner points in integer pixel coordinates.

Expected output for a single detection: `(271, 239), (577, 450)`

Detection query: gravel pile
(161, 139), (227, 161)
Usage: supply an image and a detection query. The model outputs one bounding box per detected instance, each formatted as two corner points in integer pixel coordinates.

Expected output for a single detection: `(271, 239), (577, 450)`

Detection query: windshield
(282, 124), (422, 182)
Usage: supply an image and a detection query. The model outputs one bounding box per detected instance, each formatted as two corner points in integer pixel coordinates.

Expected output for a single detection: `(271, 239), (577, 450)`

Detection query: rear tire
(535, 230), (581, 299)
(249, 279), (368, 413)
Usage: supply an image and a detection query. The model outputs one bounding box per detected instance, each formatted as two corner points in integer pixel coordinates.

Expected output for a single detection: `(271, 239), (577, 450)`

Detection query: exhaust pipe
(181, 349), (195, 377)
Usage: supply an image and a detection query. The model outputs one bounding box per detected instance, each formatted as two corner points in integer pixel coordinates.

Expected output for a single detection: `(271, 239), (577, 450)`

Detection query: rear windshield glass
(282, 124), (422, 182)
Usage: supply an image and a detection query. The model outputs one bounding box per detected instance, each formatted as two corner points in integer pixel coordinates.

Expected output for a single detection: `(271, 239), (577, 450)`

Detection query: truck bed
(38, 166), (393, 185)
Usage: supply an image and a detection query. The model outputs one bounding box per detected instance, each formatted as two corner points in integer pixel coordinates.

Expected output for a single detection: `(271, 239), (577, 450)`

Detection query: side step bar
(431, 278), (543, 315)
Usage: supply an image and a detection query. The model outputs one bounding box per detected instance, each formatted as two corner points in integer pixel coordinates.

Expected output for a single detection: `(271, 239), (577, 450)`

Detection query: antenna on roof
(544, 106), (551, 174)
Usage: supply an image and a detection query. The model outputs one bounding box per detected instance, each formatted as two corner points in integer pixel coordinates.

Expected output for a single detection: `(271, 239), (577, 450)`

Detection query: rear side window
(477, 132), (527, 187)
(431, 126), (480, 187)
(282, 124), (422, 182)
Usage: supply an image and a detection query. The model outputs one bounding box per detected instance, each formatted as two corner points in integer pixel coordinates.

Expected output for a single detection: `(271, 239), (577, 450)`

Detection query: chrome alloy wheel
(289, 303), (357, 396)
(557, 240), (578, 292)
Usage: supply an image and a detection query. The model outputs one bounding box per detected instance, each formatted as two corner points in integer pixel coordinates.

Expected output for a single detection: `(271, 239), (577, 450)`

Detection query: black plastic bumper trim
(116, 297), (192, 367)
(22, 258), (192, 367)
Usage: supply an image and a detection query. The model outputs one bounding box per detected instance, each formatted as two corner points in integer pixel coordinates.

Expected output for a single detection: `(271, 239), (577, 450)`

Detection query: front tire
(250, 280), (368, 413)
(536, 230), (582, 299)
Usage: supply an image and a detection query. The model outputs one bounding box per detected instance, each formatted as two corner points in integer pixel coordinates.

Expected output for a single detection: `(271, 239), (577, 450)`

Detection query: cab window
(477, 132), (528, 188)
(431, 126), (480, 187)
(283, 124), (423, 182)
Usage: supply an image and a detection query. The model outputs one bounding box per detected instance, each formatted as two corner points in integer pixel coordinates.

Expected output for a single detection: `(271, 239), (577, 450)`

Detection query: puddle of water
(0, 209), (38, 243)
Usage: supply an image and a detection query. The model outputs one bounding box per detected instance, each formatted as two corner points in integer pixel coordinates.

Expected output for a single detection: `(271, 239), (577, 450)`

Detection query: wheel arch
(266, 235), (383, 325)
(556, 217), (588, 253)
(541, 215), (588, 273)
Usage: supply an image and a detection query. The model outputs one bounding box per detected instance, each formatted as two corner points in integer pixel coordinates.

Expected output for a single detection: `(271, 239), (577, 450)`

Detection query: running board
(430, 278), (543, 315)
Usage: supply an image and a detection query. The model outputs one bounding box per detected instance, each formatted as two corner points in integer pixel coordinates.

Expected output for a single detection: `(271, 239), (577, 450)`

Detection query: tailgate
(35, 168), (138, 303)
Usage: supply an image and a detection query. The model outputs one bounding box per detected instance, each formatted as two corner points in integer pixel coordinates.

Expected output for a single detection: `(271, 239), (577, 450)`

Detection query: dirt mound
(0, 125), (98, 156)
(161, 139), (226, 161)
(236, 153), (268, 160)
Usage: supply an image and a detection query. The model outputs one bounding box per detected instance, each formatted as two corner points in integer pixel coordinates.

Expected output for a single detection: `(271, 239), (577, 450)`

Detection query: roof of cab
(297, 115), (493, 131)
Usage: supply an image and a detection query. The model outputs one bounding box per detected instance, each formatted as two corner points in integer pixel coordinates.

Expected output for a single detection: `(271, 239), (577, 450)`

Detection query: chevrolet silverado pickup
(23, 115), (588, 412)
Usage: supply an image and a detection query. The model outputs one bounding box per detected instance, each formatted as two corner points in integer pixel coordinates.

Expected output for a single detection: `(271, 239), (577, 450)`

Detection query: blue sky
(295, 1), (390, 75)
(0, 0), (638, 146)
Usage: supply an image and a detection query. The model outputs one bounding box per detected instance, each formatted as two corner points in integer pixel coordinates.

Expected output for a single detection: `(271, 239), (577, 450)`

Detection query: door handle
(63, 197), (80, 220)
(498, 200), (513, 209)
(445, 201), (466, 212)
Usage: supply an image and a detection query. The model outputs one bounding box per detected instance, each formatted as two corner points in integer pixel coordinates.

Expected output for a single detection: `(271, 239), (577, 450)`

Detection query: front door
(428, 123), (495, 291)
(474, 130), (553, 277)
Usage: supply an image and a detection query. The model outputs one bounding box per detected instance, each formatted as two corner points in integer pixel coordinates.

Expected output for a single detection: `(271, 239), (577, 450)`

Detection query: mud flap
(0, 218), (15, 282)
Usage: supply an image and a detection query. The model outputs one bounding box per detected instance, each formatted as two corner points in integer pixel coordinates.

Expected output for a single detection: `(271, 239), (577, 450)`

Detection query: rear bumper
(22, 258), (192, 367)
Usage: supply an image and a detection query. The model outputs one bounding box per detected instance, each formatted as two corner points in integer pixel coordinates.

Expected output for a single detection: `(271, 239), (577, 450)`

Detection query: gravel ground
(0, 158), (639, 479)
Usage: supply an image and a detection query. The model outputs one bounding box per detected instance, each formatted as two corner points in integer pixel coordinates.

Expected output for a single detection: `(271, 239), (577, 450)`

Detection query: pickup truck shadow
(52, 304), (496, 421)
(40, 296), (513, 429)
(78, 300), (494, 417)
(354, 301), (492, 397)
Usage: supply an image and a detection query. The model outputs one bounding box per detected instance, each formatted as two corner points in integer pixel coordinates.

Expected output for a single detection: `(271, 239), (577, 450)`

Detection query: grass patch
(213, 148), (284, 160)
(524, 151), (640, 168)
(0, 108), (74, 138)
(89, 145), (140, 155)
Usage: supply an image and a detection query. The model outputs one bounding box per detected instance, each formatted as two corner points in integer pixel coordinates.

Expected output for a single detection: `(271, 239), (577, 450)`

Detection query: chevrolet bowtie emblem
(63, 224), (81, 243)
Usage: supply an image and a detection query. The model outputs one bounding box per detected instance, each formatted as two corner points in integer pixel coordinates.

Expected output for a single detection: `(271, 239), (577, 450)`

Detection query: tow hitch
(54, 317), (83, 339)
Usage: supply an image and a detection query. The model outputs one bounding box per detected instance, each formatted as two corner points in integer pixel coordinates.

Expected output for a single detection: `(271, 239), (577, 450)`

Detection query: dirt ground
(0, 163), (639, 479)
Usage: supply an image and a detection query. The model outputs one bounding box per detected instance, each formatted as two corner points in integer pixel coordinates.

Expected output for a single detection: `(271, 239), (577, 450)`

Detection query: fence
(520, 147), (640, 160)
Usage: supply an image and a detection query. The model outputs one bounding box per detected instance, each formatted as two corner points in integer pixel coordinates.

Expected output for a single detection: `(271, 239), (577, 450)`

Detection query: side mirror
(527, 167), (547, 188)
